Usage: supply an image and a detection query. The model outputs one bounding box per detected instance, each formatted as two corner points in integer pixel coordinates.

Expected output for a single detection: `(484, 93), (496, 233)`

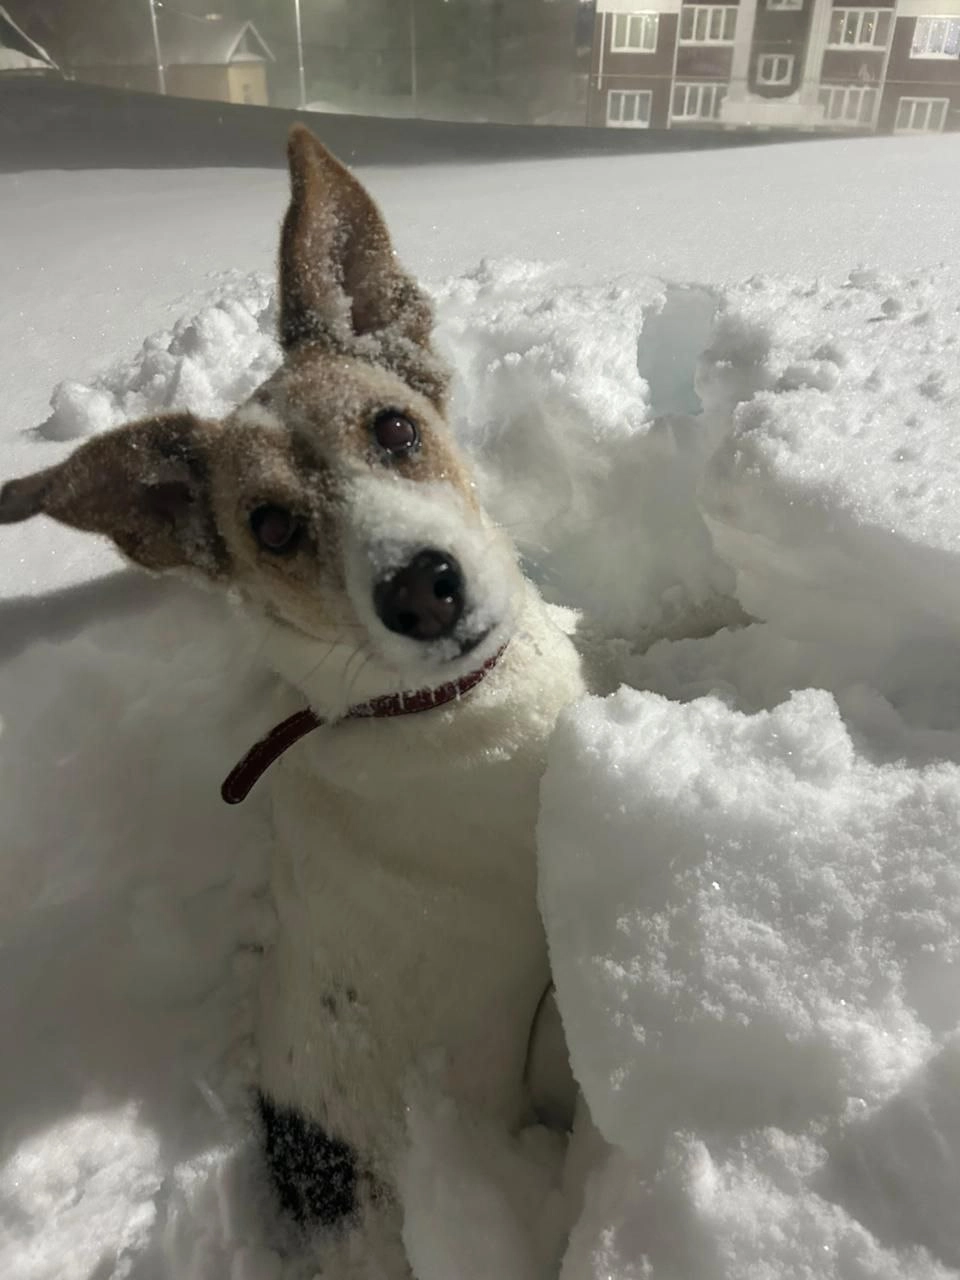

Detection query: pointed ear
(0, 413), (228, 577)
(279, 127), (447, 402)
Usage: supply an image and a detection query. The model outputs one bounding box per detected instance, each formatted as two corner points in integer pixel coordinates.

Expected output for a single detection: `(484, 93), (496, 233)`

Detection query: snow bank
(700, 270), (960, 664)
(8, 238), (960, 1278)
(1, 1107), (160, 1280)
(0, 585), (279, 1278)
(536, 268), (960, 1277)
(540, 688), (960, 1276)
(41, 272), (280, 441)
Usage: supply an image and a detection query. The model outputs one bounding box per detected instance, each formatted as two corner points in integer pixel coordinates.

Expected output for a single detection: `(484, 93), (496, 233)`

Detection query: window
(818, 84), (878, 124)
(611, 12), (660, 52)
(679, 6), (738, 44)
(767, 0), (803, 9)
(607, 89), (654, 127)
(911, 17), (960, 57)
(895, 96), (949, 130)
(827, 8), (892, 49)
(757, 53), (795, 84)
(672, 81), (728, 119)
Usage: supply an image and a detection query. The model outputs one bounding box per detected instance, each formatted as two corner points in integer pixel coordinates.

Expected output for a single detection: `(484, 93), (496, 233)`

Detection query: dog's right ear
(0, 413), (228, 577)
(280, 126), (431, 351)
(279, 126), (447, 404)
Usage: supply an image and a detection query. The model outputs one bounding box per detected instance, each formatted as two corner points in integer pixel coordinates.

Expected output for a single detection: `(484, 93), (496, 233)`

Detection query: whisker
(342, 650), (374, 708)
(296, 638), (340, 691)
(339, 645), (370, 705)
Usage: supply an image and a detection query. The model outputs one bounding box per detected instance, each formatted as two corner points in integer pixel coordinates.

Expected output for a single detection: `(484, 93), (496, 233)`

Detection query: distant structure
(0, 5), (60, 77)
(587, 0), (960, 132)
(71, 14), (274, 107)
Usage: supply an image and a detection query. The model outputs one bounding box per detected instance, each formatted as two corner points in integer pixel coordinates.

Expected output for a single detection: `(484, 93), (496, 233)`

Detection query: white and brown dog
(0, 127), (585, 1268)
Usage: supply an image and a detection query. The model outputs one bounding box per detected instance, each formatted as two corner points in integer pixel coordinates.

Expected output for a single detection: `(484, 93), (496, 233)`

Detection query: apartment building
(587, 0), (960, 132)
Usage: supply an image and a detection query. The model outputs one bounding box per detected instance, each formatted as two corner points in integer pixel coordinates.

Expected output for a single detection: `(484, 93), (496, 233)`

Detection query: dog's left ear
(0, 412), (228, 577)
(279, 126), (448, 405)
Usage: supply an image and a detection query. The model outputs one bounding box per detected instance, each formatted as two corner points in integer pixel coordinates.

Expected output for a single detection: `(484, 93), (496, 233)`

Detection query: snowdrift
(4, 257), (960, 1279)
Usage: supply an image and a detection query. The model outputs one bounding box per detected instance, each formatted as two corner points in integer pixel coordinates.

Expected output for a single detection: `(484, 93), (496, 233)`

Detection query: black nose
(373, 549), (465, 642)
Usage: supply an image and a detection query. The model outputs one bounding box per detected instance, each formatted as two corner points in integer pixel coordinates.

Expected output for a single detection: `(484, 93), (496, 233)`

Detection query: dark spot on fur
(321, 993), (337, 1015)
(257, 1091), (358, 1226)
(345, 986), (358, 1004)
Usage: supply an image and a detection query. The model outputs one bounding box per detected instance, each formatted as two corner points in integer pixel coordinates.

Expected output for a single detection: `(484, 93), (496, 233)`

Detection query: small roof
(0, 5), (60, 72)
(160, 16), (274, 68)
(69, 15), (274, 70)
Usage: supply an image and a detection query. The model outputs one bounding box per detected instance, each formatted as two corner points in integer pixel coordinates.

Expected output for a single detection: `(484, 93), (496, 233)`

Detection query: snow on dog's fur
(0, 126), (586, 1271)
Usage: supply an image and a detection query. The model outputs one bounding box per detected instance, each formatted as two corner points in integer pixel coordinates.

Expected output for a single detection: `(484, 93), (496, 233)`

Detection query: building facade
(587, 0), (960, 132)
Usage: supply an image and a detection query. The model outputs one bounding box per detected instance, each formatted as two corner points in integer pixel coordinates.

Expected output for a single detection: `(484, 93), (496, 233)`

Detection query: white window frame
(827, 8), (892, 49)
(767, 0), (803, 9)
(671, 80), (728, 120)
(611, 12), (661, 52)
(894, 95), (950, 130)
(757, 52), (795, 84)
(910, 16), (960, 57)
(817, 83), (879, 125)
(606, 88), (654, 127)
(678, 6), (738, 45)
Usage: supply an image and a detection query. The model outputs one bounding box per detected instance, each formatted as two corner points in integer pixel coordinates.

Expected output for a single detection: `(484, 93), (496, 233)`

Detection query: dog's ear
(0, 413), (228, 577)
(279, 128), (446, 399)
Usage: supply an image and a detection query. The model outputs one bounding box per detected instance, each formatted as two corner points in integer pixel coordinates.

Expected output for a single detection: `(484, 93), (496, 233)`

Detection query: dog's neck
(256, 611), (508, 720)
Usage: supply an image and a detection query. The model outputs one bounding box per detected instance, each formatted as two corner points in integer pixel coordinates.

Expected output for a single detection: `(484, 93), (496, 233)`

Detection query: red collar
(222, 645), (505, 805)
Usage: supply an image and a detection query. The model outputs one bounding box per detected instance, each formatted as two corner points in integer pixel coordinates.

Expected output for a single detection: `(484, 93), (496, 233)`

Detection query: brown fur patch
(0, 413), (229, 576)
(279, 126), (449, 409)
(247, 347), (476, 500)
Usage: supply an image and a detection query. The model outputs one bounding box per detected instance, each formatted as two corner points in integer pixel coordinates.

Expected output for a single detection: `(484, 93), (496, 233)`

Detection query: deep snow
(3, 133), (960, 1279)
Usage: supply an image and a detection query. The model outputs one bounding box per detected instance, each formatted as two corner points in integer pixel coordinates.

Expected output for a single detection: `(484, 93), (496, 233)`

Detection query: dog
(0, 126), (586, 1270)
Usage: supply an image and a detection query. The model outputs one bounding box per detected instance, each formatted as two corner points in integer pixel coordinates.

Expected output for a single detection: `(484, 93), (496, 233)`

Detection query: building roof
(0, 5), (60, 72)
(159, 16), (274, 68)
(70, 15), (274, 70)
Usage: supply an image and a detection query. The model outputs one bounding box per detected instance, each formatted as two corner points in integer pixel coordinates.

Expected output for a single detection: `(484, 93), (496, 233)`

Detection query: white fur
(343, 472), (520, 675)
(256, 577), (586, 1212)
(258, 473), (528, 719)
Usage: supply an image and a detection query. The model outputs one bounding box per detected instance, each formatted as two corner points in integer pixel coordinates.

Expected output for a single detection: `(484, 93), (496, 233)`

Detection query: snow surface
(3, 133), (960, 1278)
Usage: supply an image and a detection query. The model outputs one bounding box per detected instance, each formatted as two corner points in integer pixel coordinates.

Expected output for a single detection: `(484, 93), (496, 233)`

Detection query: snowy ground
(3, 132), (960, 1279)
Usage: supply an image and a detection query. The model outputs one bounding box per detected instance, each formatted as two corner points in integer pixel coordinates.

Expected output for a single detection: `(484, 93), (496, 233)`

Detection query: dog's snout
(373, 550), (465, 642)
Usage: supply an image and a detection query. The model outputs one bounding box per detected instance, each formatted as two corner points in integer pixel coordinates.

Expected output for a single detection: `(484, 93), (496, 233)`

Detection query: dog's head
(0, 128), (523, 707)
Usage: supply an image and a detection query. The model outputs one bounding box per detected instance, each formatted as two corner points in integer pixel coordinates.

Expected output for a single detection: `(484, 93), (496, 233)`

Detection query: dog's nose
(373, 550), (465, 642)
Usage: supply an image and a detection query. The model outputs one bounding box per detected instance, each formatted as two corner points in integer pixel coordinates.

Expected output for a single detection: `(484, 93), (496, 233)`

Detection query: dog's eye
(373, 411), (419, 456)
(250, 505), (302, 555)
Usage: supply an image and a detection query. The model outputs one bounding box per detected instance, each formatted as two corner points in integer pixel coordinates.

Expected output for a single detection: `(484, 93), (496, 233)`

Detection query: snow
(541, 689), (960, 1277)
(4, 130), (960, 1278)
(0, 48), (49, 71)
(2, 1106), (161, 1280)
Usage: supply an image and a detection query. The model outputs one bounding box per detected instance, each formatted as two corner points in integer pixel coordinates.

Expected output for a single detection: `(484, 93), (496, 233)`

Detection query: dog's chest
(257, 712), (551, 1162)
